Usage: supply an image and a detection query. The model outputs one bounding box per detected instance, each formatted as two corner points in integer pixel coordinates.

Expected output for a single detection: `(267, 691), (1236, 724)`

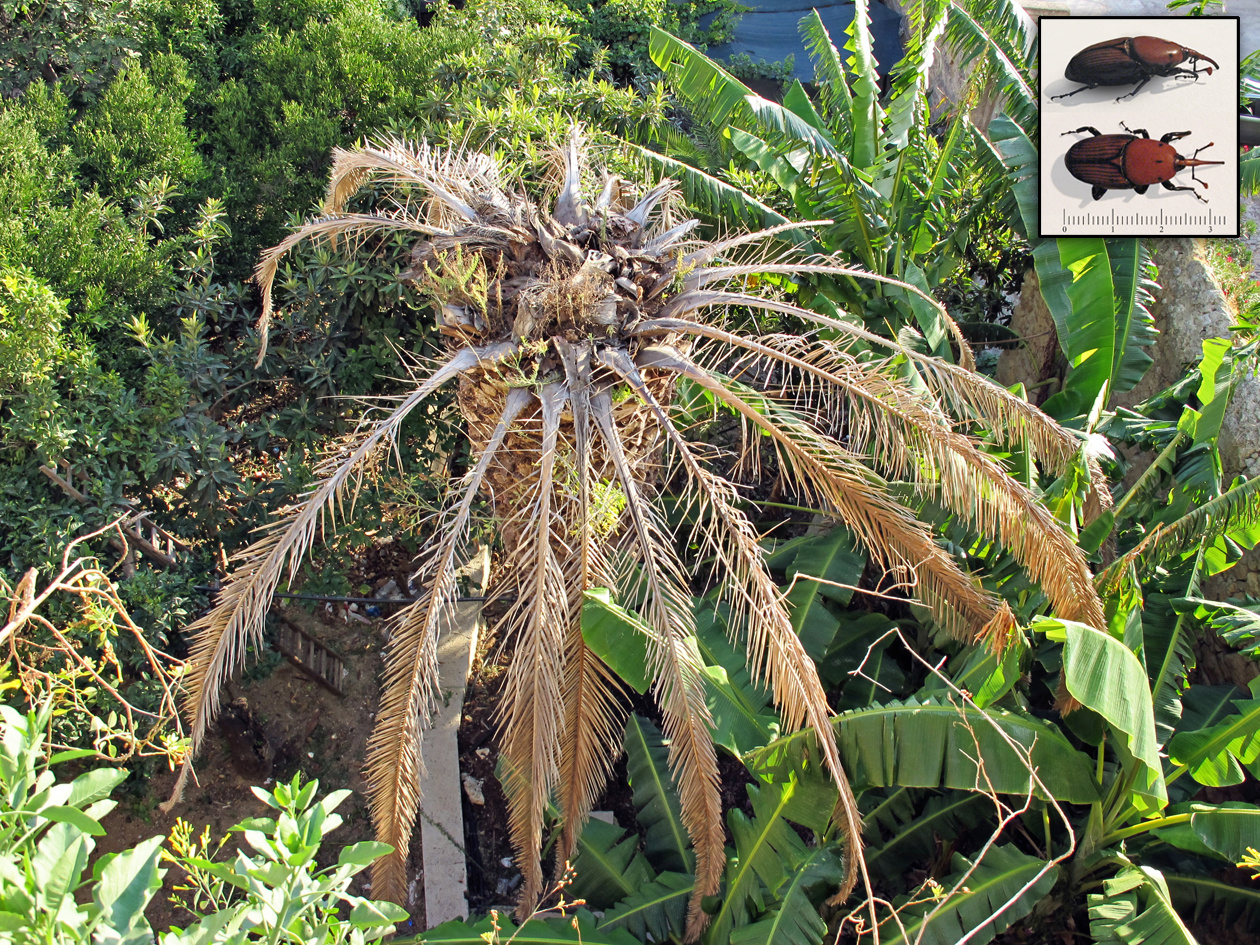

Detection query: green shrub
(134, 0), (225, 89)
(0, 84), (176, 330)
(0, 267), (66, 388)
(71, 55), (205, 200)
(0, 700), (406, 944)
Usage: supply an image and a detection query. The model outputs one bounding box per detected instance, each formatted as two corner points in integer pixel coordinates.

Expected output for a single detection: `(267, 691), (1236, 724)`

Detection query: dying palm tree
(172, 131), (1105, 939)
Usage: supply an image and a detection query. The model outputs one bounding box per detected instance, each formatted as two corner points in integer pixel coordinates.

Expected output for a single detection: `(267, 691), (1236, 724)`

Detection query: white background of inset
(1039, 16), (1239, 235)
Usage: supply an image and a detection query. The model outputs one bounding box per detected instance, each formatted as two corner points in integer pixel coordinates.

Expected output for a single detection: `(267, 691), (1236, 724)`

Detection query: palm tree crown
(173, 130), (1104, 939)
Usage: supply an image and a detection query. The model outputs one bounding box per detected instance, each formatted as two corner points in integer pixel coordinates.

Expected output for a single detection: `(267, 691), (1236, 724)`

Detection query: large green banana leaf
(877, 844), (1058, 945)
(1153, 801), (1260, 863)
(728, 845), (841, 945)
(705, 777), (841, 945)
(841, 0), (883, 167)
(623, 714), (693, 874)
(647, 28), (838, 157)
(568, 714), (691, 907)
(581, 589), (653, 694)
(1036, 619), (1166, 811)
(1106, 238), (1158, 394)
(772, 525), (866, 661)
(599, 871), (692, 942)
(749, 695), (1099, 803)
(940, 0), (1037, 127)
(582, 595), (778, 757)
(1167, 677), (1260, 788)
(1088, 866), (1198, 945)
(567, 817), (656, 908)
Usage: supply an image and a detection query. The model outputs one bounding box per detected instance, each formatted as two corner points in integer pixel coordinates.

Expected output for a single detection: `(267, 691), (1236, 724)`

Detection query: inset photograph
(1039, 16), (1239, 238)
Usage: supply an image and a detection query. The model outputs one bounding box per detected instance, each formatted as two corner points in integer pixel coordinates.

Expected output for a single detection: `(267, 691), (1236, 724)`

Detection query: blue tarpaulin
(702, 0), (904, 83)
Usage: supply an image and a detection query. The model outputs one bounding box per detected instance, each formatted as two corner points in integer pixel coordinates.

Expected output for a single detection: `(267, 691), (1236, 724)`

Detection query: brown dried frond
(639, 344), (998, 636)
(1054, 673), (1083, 715)
(552, 344), (632, 865)
(366, 387), (531, 903)
(497, 384), (571, 911)
(170, 344), (517, 810)
(981, 601), (1019, 654)
(593, 390), (723, 938)
(599, 344), (866, 899)
(252, 212), (449, 364)
(758, 331), (1103, 629)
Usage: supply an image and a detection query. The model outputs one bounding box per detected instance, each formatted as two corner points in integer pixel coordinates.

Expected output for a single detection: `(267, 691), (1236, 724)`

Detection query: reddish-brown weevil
(1052, 36), (1218, 102)
(1062, 124), (1223, 202)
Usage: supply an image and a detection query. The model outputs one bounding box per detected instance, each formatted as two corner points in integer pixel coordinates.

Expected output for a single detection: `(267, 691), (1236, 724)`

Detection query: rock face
(997, 236), (1260, 600)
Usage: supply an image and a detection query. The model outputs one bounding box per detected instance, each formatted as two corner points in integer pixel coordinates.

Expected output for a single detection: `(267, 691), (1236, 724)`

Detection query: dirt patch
(95, 603), (426, 932)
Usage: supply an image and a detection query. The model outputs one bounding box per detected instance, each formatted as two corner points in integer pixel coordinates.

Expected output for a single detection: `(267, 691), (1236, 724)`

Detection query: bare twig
(0, 522), (186, 765)
(839, 628), (1077, 945)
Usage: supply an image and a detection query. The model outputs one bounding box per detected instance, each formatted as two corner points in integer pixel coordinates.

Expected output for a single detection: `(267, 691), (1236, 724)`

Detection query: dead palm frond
(177, 130), (1105, 939)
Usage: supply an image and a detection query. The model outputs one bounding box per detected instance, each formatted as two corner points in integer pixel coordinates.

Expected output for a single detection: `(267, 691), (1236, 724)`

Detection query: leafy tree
(0, 0), (139, 103)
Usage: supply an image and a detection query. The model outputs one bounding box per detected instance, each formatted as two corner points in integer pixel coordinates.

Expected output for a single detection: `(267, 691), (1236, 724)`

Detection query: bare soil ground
(95, 602), (428, 933)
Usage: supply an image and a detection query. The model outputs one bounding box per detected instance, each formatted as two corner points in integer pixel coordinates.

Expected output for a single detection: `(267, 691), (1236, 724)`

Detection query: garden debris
(272, 614), (346, 696)
(38, 460), (183, 572)
(461, 773), (485, 805)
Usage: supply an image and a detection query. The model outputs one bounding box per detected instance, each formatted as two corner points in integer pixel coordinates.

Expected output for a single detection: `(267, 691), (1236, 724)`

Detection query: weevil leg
(1115, 76), (1152, 101)
(1171, 65), (1213, 80)
(1120, 122), (1150, 138)
(1091, 185), (1107, 201)
(1063, 126), (1103, 137)
(1160, 131), (1192, 144)
(1134, 185), (1149, 195)
(1051, 84), (1096, 101)
(1161, 180), (1208, 203)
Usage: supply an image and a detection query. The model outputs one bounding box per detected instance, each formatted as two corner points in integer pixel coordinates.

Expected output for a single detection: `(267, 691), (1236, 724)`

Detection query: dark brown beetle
(1062, 123), (1224, 202)
(1051, 36), (1218, 102)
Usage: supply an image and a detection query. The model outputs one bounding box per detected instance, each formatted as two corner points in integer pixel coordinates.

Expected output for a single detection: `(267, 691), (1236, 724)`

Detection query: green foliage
(1090, 866), (1197, 945)
(0, 83), (175, 325)
(752, 694), (1100, 804)
(0, 267), (66, 388)
(0, 701), (405, 943)
(645, 1), (1036, 352)
(881, 844), (1058, 945)
(0, 0), (139, 103)
(70, 55), (204, 200)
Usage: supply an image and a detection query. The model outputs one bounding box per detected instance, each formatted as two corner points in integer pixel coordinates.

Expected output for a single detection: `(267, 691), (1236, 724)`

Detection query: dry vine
(0, 519), (187, 765)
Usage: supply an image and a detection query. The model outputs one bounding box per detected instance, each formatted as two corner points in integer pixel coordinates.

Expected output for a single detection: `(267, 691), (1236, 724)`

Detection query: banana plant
(640, 0), (1038, 359)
